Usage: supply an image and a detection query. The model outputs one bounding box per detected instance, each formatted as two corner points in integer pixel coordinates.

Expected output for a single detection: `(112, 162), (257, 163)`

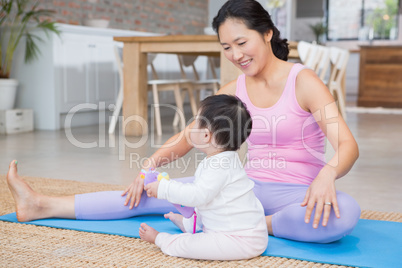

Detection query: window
(326, 0), (400, 40)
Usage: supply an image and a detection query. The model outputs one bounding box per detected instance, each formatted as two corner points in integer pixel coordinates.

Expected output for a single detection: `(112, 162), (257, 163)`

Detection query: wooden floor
(1, 108), (401, 213)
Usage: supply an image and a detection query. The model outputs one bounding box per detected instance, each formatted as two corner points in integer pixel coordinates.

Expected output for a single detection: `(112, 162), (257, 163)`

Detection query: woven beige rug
(1, 175), (401, 267)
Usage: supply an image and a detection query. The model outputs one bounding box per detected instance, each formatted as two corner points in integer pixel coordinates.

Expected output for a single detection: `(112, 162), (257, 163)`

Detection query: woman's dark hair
(212, 0), (289, 61)
(197, 94), (252, 151)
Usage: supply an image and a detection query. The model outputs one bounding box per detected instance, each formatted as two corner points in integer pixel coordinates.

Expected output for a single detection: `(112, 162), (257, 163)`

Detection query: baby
(139, 94), (268, 260)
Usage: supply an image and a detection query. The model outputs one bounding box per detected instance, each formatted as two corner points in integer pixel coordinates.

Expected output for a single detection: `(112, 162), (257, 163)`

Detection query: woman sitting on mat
(139, 94), (268, 260)
(6, 0), (360, 244)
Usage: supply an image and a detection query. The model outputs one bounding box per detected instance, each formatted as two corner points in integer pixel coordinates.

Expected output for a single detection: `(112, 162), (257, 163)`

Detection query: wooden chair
(298, 42), (347, 119)
(108, 45), (197, 136)
(314, 45), (331, 82)
(297, 41), (322, 71)
(178, 55), (220, 103)
(172, 55), (220, 126)
(327, 47), (349, 120)
(297, 41), (314, 67)
(297, 40), (311, 63)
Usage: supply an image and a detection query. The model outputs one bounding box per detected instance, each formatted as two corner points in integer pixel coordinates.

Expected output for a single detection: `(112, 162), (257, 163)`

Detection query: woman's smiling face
(218, 18), (272, 77)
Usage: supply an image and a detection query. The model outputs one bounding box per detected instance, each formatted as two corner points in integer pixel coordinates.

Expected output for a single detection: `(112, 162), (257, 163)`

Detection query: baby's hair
(197, 94), (252, 151)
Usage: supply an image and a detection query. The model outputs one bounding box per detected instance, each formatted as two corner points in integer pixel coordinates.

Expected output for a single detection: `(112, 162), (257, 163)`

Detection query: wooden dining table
(113, 34), (298, 136)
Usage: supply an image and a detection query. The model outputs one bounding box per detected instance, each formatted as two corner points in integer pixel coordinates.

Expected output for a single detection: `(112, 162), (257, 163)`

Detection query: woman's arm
(296, 69), (359, 228)
(123, 79), (238, 209)
(122, 123), (194, 209)
(216, 79), (237, 95)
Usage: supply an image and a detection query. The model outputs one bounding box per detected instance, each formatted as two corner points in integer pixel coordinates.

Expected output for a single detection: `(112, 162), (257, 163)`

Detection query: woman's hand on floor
(122, 173), (145, 209)
(301, 166), (340, 228)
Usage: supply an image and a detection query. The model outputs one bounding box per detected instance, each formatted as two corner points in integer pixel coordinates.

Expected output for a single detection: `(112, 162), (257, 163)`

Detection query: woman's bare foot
(164, 212), (186, 233)
(139, 223), (159, 244)
(6, 160), (44, 222)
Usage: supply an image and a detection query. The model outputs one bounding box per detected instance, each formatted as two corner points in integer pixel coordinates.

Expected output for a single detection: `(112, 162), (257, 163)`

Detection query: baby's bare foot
(164, 212), (186, 233)
(139, 223), (159, 244)
(6, 160), (43, 222)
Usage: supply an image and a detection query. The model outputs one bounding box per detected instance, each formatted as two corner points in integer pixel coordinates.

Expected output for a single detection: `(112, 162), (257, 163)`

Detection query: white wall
(208, 0), (227, 27)
(289, 0), (324, 42)
(291, 17), (322, 42)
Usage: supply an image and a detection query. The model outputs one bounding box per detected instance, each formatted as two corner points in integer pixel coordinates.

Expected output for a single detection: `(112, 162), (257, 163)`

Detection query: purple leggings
(75, 176), (360, 243)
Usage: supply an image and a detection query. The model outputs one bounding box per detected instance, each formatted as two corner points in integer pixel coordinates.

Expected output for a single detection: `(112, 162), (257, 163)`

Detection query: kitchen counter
(358, 45), (402, 107)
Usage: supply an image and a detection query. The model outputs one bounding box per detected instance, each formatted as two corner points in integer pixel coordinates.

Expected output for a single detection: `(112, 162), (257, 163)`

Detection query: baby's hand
(144, 181), (159, 198)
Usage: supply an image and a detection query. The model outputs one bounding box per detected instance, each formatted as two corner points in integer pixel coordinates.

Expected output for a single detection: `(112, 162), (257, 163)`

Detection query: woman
(6, 0), (360, 243)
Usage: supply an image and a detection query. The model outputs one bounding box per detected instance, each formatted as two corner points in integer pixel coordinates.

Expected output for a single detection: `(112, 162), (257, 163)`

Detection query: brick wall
(38, 0), (209, 35)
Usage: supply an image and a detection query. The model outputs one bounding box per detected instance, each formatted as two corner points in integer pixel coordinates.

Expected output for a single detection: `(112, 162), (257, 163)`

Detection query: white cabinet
(12, 24), (155, 130)
(55, 33), (117, 113)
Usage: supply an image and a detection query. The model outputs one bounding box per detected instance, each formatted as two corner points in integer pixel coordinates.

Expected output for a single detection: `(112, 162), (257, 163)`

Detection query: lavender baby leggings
(75, 176), (361, 243)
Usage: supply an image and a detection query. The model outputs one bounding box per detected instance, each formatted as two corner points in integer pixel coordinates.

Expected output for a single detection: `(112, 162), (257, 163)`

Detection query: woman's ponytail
(271, 26), (289, 61)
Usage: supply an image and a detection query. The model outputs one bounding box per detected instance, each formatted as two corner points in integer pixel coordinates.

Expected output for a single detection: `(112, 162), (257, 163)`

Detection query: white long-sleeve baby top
(157, 151), (266, 232)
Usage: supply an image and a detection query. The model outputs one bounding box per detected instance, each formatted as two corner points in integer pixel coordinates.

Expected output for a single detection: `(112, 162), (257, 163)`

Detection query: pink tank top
(236, 63), (326, 185)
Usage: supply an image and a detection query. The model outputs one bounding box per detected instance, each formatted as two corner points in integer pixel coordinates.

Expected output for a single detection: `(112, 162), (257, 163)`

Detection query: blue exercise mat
(1, 213), (401, 267)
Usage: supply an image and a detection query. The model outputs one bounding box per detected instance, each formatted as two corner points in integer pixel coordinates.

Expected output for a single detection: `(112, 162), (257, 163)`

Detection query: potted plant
(309, 22), (327, 44)
(0, 0), (60, 110)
